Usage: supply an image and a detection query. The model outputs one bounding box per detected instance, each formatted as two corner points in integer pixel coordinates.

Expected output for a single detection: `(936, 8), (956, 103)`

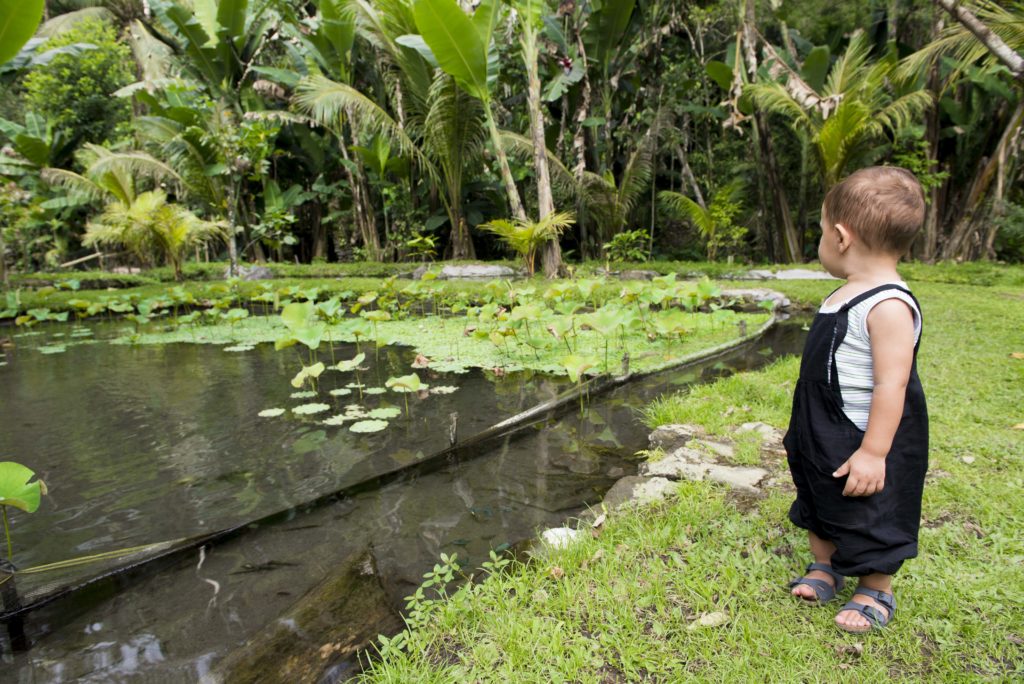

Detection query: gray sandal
(837, 587), (896, 633)
(788, 562), (845, 604)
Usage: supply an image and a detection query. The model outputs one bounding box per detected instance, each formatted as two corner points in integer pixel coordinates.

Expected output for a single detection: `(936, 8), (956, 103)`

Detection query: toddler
(784, 166), (928, 633)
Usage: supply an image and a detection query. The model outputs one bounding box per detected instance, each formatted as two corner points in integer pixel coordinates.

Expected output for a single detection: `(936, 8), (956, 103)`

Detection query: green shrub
(21, 17), (134, 146)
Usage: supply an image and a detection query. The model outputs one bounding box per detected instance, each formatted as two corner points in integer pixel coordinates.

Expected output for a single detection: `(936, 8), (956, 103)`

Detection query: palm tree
(659, 181), (745, 261)
(480, 212), (575, 276)
(746, 31), (933, 188)
(82, 190), (224, 280)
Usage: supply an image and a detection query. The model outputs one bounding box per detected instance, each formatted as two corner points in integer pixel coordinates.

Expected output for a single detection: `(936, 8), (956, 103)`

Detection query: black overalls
(784, 284), (928, 577)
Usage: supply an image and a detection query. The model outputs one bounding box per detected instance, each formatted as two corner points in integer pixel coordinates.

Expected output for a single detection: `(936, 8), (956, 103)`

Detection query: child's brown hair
(823, 166), (925, 255)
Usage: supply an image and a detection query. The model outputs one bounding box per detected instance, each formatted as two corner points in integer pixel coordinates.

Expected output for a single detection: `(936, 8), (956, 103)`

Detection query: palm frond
(499, 130), (580, 200)
(658, 190), (713, 236)
(825, 31), (872, 96)
(294, 74), (436, 184)
(41, 168), (105, 202)
(745, 82), (813, 132)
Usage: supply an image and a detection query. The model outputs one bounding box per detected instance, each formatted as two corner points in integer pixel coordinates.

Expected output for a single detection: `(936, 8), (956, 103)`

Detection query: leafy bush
(602, 229), (649, 262)
(993, 202), (1024, 263)
(21, 17), (134, 146)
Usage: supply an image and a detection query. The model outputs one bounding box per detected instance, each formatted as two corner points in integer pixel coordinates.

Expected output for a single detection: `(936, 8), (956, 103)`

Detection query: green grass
(357, 271), (1024, 682)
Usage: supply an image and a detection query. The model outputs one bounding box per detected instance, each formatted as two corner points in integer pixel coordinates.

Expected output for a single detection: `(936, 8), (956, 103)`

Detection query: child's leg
(836, 573), (892, 629)
(791, 531), (838, 600)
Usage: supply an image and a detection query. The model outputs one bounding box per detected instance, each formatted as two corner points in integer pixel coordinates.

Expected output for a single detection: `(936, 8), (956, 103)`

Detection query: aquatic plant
(386, 372), (428, 416)
(561, 354), (600, 416)
(292, 402), (331, 415)
(350, 419), (389, 433)
(258, 408), (286, 417)
(291, 361), (326, 389)
(0, 461), (46, 561)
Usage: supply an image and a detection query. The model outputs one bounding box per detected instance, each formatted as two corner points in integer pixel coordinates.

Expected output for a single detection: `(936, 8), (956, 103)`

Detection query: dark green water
(0, 319), (806, 681)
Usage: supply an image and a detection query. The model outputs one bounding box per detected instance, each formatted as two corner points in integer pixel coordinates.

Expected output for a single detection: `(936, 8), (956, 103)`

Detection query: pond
(0, 317), (806, 681)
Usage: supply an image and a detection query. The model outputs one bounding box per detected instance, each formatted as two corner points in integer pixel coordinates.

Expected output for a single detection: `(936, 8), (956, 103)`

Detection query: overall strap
(840, 283), (923, 351)
(828, 283), (923, 398)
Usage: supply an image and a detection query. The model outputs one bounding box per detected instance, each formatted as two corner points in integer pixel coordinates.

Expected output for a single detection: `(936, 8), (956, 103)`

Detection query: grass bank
(357, 274), (1024, 682)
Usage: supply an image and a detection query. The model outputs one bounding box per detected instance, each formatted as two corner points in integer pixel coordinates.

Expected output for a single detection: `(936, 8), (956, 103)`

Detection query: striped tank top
(819, 282), (922, 431)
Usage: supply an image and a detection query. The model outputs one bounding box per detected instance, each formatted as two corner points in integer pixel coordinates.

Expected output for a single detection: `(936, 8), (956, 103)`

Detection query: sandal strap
(805, 562), (846, 590)
(787, 576), (836, 600)
(852, 587), (896, 617)
(839, 600), (890, 627)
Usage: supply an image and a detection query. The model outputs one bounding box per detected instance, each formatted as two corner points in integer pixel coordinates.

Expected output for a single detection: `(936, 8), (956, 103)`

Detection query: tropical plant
(0, 0), (45, 65)
(746, 31), (933, 188)
(21, 17), (134, 146)
(659, 181), (746, 261)
(0, 461), (46, 561)
(480, 211), (575, 276)
(82, 190), (225, 280)
(602, 229), (649, 263)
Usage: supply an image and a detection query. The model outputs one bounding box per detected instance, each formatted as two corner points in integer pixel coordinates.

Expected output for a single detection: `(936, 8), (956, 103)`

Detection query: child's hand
(833, 449), (886, 497)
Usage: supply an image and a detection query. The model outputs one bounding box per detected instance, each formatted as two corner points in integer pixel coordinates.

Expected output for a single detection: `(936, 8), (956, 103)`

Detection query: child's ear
(834, 223), (854, 252)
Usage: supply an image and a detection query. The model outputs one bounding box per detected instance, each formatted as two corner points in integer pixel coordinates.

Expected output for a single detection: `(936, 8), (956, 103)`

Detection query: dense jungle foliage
(1, 0), (1022, 279)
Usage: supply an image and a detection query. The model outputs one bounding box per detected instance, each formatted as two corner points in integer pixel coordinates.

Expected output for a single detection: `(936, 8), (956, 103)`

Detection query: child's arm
(832, 299), (917, 497)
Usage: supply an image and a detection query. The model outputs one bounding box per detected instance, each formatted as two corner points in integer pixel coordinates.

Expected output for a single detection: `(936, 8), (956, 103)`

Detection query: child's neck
(840, 252), (902, 287)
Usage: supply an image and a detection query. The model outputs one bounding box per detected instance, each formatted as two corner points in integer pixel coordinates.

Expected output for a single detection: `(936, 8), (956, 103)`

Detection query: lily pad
(0, 462), (45, 513)
(350, 419), (389, 433)
(258, 408), (286, 418)
(223, 344), (255, 352)
(290, 391), (317, 399)
(430, 385), (459, 394)
(345, 382), (366, 389)
(329, 388), (352, 397)
(364, 387), (386, 395)
(293, 403), (331, 415)
(322, 414), (352, 426)
(38, 345), (67, 355)
(368, 407), (401, 419)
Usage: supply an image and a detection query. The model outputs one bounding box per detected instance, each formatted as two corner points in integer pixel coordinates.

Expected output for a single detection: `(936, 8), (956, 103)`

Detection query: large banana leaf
(587, 0), (636, 76)
(413, 0), (489, 100)
(0, 0), (44, 65)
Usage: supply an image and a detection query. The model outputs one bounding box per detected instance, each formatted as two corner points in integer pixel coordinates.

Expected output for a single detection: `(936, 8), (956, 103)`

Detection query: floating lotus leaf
(291, 361), (326, 389)
(38, 345), (67, 355)
(223, 344), (254, 352)
(329, 388), (352, 397)
(345, 382), (365, 389)
(0, 462), (45, 513)
(292, 403), (331, 415)
(364, 387), (386, 395)
(368, 407), (401, 419)
(322, 414), (351, 426)
(332, 352), (366, 372)
(430, 385), (459, 394)
(290, 391), (317, 399)
(258, 408), (286, 418)
(385, 372), (427, 393)
(350, 419), (388, 433)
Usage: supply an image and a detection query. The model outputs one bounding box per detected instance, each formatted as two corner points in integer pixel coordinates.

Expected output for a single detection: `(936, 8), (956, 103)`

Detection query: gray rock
(618, 269), (660, 280)
(541, 527), (585, 549)
(439, 264), (518, 279)
(692, 438), (735, 460)
(739, 268), (836, 281)
(601, 476), (677, 509)
(648, 424), (700, 452)
(642, 454), (768, 493)
(225, 265), (274, 281)
(738, 421), (785, 446)
(720, 288), (790, 310)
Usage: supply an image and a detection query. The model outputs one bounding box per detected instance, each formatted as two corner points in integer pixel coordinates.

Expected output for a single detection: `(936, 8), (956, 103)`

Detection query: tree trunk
(921, 11), (944, 262)
(226, 179), (240, 275)
(932, 0), (1024, 80)
(337, 129), (381, 260)
(573, 28), (593, 259)
(483, 104), (527, 222)
(941, 101), (1024, 260)
(743, 0), (801, 262)
(521, 23), (562, 278)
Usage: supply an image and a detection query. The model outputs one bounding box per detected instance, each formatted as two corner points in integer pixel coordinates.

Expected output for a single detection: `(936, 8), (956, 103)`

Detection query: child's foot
(789, 562), (844, 603)
(835, 586), (895, 632)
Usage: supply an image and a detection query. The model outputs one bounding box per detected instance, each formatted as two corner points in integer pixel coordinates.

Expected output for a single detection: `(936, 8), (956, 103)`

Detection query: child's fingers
(833, 460), (851, 478)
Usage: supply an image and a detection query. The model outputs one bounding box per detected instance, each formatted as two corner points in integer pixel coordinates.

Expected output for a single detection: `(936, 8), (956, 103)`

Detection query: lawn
(355, 270), (1024, 682)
